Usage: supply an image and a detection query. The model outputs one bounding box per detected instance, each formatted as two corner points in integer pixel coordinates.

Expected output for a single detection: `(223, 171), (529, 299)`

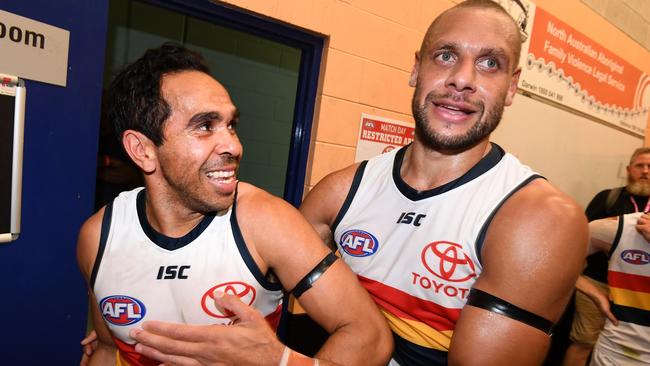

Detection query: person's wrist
(267, 340), (286, 366)
(276, 345), (320, 366)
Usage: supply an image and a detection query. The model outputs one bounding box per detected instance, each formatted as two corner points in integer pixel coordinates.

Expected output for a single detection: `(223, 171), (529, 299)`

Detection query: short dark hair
(108, 42), (210, 146)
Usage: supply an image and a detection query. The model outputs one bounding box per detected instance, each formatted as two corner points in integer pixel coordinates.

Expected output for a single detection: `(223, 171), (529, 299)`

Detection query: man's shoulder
(236, 182), (286, 209)
(321, 162), (365, 186)
(305, 163), (364, 203)
(592, 186), (626, 201)
(483, 178), (588, 278)
(503, 178), (585, 223)
(77, 206), (107, 279)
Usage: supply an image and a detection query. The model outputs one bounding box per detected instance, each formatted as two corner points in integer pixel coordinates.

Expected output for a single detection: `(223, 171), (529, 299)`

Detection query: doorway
(96, 0), (323, 208)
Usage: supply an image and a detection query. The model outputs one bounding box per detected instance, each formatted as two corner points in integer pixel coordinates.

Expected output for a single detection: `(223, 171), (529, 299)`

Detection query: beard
(411, 89), (505, 151)
(158, 155), (238, 214)
(627, 180), (650, 196)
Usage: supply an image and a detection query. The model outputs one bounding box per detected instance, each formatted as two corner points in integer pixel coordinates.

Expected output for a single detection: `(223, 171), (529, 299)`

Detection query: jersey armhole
(331, 161), (368, 234)
(90, 201), (113, 290)
(474, 174), (544, 264)
(607, 214), (624, 259)
(230, 197), (283, 292)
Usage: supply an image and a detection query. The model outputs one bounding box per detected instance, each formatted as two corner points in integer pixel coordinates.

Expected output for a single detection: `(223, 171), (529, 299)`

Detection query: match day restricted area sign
(519, 5), (649, 136)
(0, 9), (70, 86)
(355, 114), (415, 162)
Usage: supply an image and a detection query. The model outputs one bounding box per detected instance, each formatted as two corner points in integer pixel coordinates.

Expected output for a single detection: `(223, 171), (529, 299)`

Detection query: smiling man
(76, 43), (391, 366)
(300, 1), (587, 365)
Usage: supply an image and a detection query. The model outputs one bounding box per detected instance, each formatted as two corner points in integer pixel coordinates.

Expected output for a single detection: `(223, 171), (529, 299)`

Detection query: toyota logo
(201, 281), (256, 318)
(421, 241), (476, 282)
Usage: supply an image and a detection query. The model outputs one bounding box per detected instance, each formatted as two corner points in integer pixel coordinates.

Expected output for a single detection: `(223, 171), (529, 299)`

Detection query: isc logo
(100, 295), (146, 326)
(156, 265), (191, 279)
(397, 212), (426, 226)
(621, 249), (650, 265)
(340, 229), (379, 257)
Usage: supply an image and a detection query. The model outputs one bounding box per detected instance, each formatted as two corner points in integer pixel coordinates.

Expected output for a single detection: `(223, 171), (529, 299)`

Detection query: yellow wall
(219, 0), (650, 187)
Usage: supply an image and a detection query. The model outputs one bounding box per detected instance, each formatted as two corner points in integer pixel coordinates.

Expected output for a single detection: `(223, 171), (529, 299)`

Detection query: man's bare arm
(449, 179), (588, 365)
(588, 217), (618, 255)
(300, 164), (361, 247)
(239, 183), (392, 365)
(76, 208), (117, 365)
(575, 276), (618, 326)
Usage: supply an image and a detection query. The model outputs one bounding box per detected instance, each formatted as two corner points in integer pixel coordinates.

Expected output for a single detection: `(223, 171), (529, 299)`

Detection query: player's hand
(636, 213), (650, 242)
(130, 291), (285, 366)
(585, 287), (618, 326)
(80, 330), (98, 366)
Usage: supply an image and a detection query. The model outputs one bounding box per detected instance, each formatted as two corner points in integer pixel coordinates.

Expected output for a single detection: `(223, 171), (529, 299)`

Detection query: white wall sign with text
(0, 9), (70, 87)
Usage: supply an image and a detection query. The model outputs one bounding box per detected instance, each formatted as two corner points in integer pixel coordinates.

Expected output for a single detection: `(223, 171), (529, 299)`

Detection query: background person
(563, 147), (650, 366)
(575, 213), (650, 365)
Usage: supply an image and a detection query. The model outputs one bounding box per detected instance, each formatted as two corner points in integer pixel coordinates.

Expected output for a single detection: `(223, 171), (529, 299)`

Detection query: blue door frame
(0, 1), (109, 364)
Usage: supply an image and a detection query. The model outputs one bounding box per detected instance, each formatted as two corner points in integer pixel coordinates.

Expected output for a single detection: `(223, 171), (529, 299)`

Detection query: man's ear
(504, 67), (521, 106)
(409, 51), (421, 87)
(122, 130), (157, 174)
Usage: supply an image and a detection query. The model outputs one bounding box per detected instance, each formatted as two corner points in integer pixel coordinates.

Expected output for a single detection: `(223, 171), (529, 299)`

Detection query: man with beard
(563, 147), (650, 366)
(585, 148), (650, 220)
(77, 43), (391, 366)
(300, 1), (587, 365)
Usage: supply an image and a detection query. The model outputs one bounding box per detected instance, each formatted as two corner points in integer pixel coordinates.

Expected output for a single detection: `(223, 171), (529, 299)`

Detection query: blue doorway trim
(142, 0), (323, 208)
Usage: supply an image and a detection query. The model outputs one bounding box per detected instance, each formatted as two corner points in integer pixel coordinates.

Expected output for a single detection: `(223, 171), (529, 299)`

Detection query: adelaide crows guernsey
(592, 212), (650, 365)
(333, 143), (540, 365)
(92, 188), (283, 366)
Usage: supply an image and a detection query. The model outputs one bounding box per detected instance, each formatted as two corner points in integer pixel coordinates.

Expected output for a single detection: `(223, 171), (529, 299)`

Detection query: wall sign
(355, 113), (414, 162)
(515, 4), (649, 136)
(0, 9), (70, 86)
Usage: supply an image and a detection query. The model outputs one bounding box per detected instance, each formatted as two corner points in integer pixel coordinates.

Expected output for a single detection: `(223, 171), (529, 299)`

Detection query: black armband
(466, 288), (554, 336)
(290, 252), (338, 298)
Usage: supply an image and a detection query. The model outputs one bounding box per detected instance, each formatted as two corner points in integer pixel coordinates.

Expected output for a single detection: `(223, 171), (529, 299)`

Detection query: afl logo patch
(340, 229), (379, 257)
(100, 295), (146, 326)
(201, 282), (257, 318)
(621, 249), (650, 265)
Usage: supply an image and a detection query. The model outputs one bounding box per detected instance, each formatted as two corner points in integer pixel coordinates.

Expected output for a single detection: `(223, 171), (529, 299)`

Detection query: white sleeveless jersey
(591, 212), (650, 366)
(333, 144), (539, 361)
(92, 188), (283, 366)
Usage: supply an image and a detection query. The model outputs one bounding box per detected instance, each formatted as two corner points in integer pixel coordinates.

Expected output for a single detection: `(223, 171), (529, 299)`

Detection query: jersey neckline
(136, 189), (217, 251)
(392, 142), (506, 201)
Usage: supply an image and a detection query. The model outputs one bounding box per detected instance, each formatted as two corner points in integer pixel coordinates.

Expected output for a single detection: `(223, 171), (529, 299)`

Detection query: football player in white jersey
(575, 213), (650, 365)
(301, 1), (588, 365)
(77, 43), (391, 366)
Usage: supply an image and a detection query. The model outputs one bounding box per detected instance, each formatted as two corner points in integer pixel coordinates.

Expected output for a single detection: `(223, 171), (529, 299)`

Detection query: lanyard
(629, 196), (650, 213)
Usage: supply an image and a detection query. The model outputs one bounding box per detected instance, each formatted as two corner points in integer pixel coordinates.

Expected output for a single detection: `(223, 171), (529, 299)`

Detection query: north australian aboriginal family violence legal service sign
(518, 5), (649, 136)
(355, 114), (415, 162)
